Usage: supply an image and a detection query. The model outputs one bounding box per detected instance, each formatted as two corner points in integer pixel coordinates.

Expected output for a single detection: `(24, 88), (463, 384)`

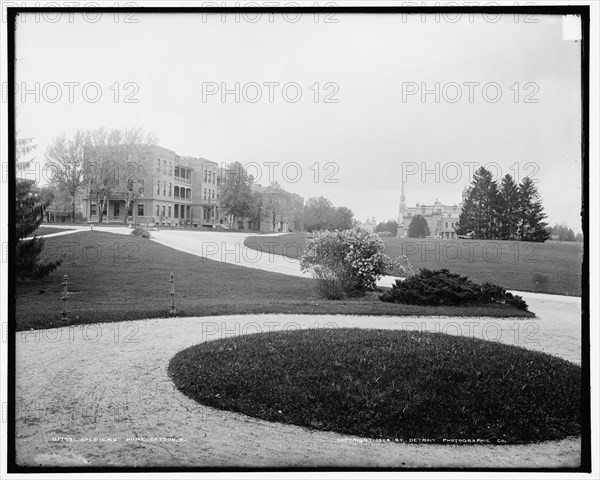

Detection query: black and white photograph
(2, 1), (597, 476)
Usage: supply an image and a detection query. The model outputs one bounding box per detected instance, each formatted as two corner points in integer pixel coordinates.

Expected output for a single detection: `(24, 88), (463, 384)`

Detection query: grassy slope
(244, 233), (583, 296)
(169, 328), (581, 443)
(15, 232), (532, 331)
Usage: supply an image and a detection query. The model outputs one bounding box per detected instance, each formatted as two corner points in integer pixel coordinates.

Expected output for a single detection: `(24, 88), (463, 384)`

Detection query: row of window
(156, 159), (194, 180)
(157, 159), (173, 176)
(203, 168), (216, 184)
(155, 180), (192, 199)
(155, 158), (220, 185)
(154, 204), (192, 219)
(88, 203), (197, 220)
(204, 188), (216, 200)
(175, 166), (192, 180)
(432, 220), (456, 229)
(155, 205), (172, 218)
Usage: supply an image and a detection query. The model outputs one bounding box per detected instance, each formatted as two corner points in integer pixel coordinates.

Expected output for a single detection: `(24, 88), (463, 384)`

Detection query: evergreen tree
(456, 167), (498, 239)
(407, 214), (430, 238)
(497, 174), (520, 240)
(15, 179), (62, 279)
(517, 177), (550, 242)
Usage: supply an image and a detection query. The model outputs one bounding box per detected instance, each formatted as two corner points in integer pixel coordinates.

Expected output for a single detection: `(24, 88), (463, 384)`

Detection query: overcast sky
(13, 11), (583, 230)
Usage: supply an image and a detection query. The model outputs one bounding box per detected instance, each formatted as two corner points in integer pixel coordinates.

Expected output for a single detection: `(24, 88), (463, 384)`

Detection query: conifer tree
(407, 214), (430, 238)
(517, 177), (549, 242)
(15, 179), (62, 279)
(456, 167), (498, 239)
(497, 174), (520, 240)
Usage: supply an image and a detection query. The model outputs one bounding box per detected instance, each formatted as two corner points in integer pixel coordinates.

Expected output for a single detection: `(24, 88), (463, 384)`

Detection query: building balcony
(175, 177), (192, 185)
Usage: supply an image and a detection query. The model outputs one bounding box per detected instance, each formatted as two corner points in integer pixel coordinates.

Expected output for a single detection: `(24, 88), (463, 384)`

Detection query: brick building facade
(82, 144), (303, 231)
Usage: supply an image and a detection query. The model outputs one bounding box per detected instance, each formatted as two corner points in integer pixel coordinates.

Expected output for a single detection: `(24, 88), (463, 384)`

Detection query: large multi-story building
(82, 145), (222, 227)
(82, 144), (304, 231)
(397, 182), (467, 239)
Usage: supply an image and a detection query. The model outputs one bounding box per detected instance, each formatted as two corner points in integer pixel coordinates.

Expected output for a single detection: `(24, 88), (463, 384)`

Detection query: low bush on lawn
(380, 268), (528, 310)
(168, 328), (580, 443)
(300, 228), (412, 299)
(131, 226), (151, 239)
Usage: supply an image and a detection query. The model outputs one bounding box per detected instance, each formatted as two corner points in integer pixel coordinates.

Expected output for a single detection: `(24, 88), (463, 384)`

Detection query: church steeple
(399, 180), (406, 214)
(398, 180), (407, 238)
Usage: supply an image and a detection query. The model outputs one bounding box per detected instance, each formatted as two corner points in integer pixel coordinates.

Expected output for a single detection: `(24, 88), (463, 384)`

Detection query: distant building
(397, 182), (467, 239)
(244, 182), (304, 233)
(357, 216), (377, 233)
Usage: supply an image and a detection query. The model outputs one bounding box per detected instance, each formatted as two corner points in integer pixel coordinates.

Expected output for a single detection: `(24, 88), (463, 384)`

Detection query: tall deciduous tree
(517, 177), (549, 242)
(550, 223), (576, 241)
(220, 161), (254, 227)
(303, 197), (354, 232)
(81, 127), (156, 223)
(303, 196), (335, 232)
(407, 214), (430, 238)
(331, 206), (354, 230)
(45, 131), (86, 222)
(375, 220), (398, 236)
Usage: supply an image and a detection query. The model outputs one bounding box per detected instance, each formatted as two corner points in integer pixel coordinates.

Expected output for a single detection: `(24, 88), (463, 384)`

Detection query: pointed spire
(399, 180), (407, 217)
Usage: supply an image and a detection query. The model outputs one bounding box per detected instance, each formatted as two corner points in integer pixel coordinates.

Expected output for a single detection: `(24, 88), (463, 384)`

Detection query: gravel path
(15, 312), (581, 468)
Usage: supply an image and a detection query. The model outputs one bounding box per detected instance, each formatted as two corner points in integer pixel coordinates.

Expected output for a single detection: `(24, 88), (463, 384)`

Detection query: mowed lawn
(15, 232), (532, 331)
(244, 233), (583, 296)
(32, 226), (76, 236)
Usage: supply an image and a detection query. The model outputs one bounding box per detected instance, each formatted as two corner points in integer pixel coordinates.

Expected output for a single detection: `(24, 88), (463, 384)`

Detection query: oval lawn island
(168, 328), (580, 444)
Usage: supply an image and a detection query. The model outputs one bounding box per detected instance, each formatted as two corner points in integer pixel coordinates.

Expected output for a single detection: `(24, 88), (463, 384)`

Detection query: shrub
(380, 268), (528, 310)
(131, 226), (151, 239)
(312, 265), (353, 300)
(385, 254), (414, 278)
(300, 228), (412, 298)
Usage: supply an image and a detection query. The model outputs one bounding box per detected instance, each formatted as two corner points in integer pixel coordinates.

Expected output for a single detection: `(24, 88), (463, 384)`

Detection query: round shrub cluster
(380, 268), (528, 310)
(300, 228), (412, 299)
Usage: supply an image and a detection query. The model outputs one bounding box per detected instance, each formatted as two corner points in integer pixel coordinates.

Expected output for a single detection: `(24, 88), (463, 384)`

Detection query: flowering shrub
(300, 228), (412, 298)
